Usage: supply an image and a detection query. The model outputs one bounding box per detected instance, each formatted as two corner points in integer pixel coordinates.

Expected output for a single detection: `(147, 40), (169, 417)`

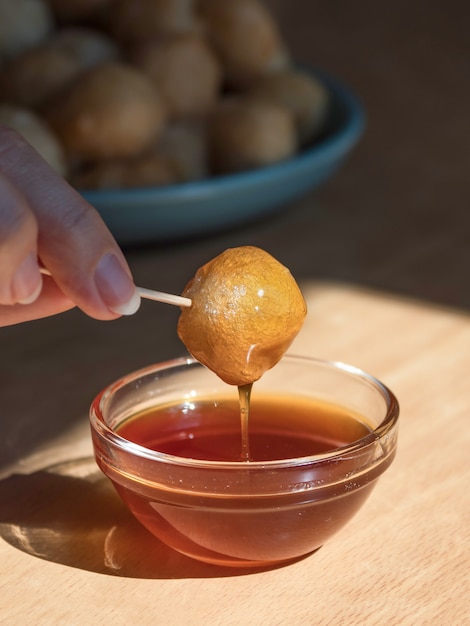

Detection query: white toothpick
(39, 267), (192, 308)
(133, 286), (191, 308)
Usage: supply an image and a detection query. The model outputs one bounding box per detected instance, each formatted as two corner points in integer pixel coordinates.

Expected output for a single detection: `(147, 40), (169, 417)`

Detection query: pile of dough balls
(0, 0), (330, 190)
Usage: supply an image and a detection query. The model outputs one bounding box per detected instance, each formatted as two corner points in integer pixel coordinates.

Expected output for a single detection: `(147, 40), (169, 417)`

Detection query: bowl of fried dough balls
(0, 0), (365, 244)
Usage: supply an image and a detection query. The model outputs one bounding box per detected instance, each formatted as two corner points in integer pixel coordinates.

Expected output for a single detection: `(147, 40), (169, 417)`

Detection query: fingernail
(94, 253), (141, 316)
(12, 252), (43, 305)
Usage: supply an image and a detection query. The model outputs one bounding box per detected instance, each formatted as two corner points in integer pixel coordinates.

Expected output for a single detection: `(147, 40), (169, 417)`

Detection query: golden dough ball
(198, 0), (289, 88)
(208, 98), (297, 174)
(46, 0), (112, 24)
(0, 0), (53, 61)
(155, 119), (208, 181)
(112, 0), (199, 44)
(131, 33), (222, 119)
(0, 28), (120, 110)
(0, 104), (68, 176)
(248, 69), (330, 145)
(71, 154), (183, 190)
(0, 45), (81, 110)
(45, 62), (167, 162)
(177, 246), (307, 386)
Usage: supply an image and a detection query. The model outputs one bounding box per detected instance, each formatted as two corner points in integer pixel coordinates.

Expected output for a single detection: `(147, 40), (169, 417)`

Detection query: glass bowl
(89, 355), (399, 568)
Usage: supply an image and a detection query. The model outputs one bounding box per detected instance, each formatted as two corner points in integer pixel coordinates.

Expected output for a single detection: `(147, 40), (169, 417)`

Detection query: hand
(0, 126), (140, 327)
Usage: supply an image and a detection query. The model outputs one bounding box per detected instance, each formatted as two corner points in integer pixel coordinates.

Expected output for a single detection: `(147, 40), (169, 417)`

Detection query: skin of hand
(0, 126), (140, 327)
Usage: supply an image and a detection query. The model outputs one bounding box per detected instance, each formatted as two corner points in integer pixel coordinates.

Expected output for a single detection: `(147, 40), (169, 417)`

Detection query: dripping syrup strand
(238, 383), (253, 462)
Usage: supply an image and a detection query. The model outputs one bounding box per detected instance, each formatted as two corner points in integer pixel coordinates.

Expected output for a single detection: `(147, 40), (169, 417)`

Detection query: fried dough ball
(155, 119), (208, 181)
(112, 0), (199, 44)
(0, 45), (79, 110)
(208, 98), (297, 174)
(198, 0), (289, 88)
(0, 104), (67, 176)
(0, 29), (119, 110)
(177, 246), (307, 386)
(45, 62), (167, 162)
(131, 33), (222, 119)
(248, 69), (330, 145)
(71, 154), (182, 190)
(0, 0), (53, 61)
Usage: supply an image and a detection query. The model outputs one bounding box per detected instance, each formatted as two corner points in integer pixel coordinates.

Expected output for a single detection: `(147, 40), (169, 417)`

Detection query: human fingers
(0, 127), (140, 320)
(0, 171), (43, 306)
(0, 276), (75, 327)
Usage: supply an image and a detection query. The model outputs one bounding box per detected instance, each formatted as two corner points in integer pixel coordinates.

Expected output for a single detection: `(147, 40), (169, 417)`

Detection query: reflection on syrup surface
(117, 394), (371, 462)
(108, 394), (378, 568)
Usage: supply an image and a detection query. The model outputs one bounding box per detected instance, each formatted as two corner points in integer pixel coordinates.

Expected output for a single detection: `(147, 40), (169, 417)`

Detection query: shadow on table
(0, 457), (301, 580)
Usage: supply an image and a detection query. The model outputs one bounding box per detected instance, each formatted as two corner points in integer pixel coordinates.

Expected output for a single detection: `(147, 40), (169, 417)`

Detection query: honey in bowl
(90, 356), (399, 568)
(114, 394), (374, 565)
(117, 394), (371, 462)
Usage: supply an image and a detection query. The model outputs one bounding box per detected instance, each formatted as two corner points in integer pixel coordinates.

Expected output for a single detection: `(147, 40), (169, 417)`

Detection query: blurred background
(1, 0), (469, 469)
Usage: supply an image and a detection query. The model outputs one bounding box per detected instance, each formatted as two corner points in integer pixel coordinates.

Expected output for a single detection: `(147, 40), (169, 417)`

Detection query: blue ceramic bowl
(80, 68), (365, 246)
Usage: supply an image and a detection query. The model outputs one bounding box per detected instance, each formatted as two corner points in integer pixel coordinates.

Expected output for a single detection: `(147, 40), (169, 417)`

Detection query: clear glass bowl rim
(89, 355), (399, 470)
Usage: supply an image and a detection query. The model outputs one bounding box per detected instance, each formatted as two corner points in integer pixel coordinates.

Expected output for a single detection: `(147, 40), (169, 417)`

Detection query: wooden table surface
(1, 1), (470, 624)
(1, 284), (469, 625)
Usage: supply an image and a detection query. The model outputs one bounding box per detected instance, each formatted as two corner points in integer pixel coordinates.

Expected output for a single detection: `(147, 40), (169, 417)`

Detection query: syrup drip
(238, 383), (253, 462)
